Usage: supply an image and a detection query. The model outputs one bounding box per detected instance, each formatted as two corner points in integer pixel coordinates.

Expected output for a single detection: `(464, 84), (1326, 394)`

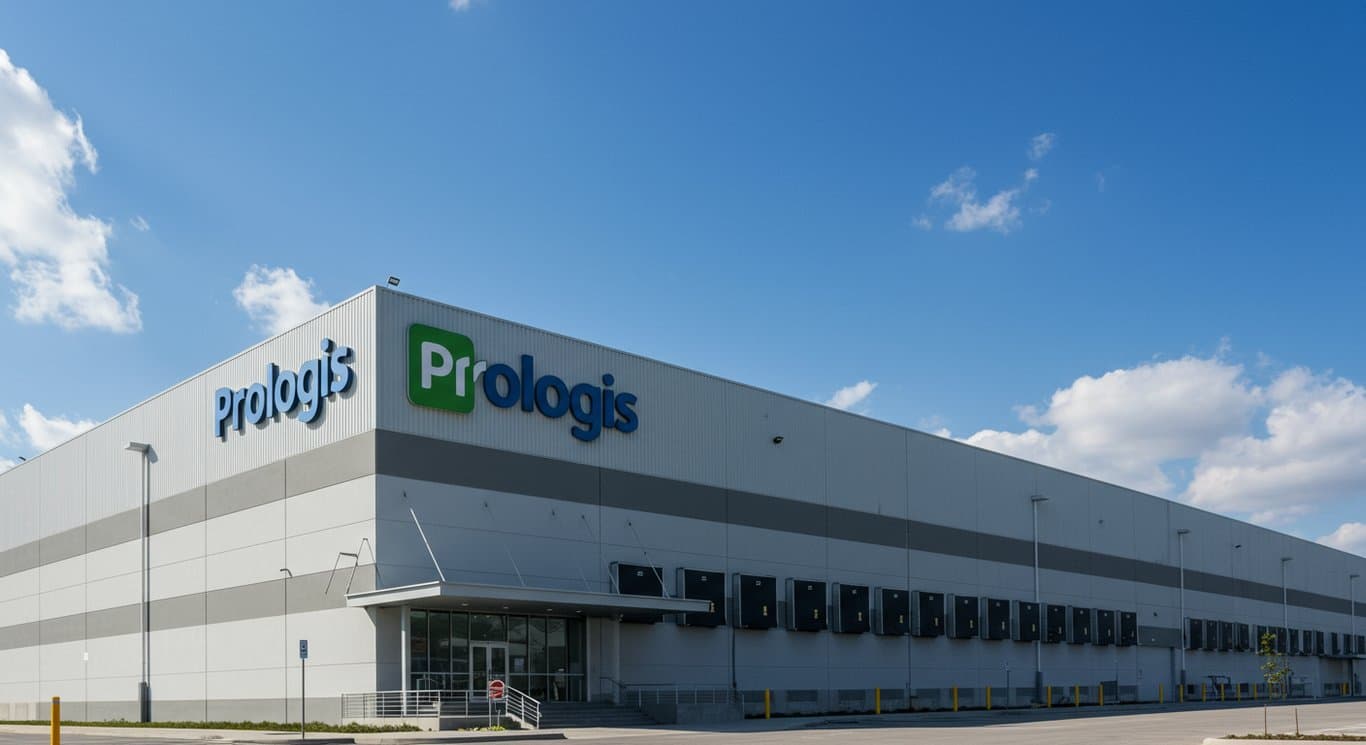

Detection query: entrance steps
(537, 701), (658, 728)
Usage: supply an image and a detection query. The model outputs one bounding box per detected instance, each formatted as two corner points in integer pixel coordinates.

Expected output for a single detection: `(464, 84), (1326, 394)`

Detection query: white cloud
(1095, 171), (1107, 192)
(129, 215), (149, 232)
(912, 215), (933, 231)
(959, 356), (1260, 496)
(1029, 132), (1055, 161)
(233, 265), (330, 336)
(951, 351), (1366, 534)
(826, 380), (878, 412)
(0, 49), (141, 333)
(931, 167), (1028, 234)
(19, 403), (96, 452)
(1184, 368), (1366, 521)
(1318, 522), (1366, 557)
(449, 0), (472, 9)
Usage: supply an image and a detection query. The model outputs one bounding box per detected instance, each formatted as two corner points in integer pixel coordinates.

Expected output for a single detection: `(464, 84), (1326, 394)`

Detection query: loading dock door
(733, 574), (777, 630)
(1045, 604), (1067, 644)
(676, 569), (726, 627)
(911, 592), (945, 637)
(1013, 601), (1040, 642)
(874, 588), (909, 636)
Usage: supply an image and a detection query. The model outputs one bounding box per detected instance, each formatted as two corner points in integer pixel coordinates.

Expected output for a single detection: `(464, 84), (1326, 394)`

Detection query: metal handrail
(597, 677), (741, 707)
(503, 684), (541, 729)
(341, 687), (539, 729)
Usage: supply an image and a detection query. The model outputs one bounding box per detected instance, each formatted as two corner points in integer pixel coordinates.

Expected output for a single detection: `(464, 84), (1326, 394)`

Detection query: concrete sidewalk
(5, 699), (1364, 744)
(0, 724), (567, 744)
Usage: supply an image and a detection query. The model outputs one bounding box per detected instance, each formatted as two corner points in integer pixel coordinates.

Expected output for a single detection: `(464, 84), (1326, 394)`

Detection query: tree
(1259, 630), (1292, 699)
(1257, 630), (1293, 737)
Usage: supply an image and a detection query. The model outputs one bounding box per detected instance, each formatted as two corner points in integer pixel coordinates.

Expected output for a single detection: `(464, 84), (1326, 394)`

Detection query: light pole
(1177, 528), (1190, 692)
(1351, 573), (1359, 696)
(1281, 557), (1293, 658)
(1031, 494), (1049, 703)
(125, 441), (152, 723)
(280, 569), (292, 723)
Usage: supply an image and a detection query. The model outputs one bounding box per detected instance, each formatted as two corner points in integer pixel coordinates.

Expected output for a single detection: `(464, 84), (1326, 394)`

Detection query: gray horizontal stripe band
(0, 431), (375, 582)
(0, 566), (373, 652)
(374, 429), (1363, 620)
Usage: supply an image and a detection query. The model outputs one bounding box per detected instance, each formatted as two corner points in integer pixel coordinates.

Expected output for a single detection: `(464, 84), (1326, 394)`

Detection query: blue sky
(1, 1), (1365, 552)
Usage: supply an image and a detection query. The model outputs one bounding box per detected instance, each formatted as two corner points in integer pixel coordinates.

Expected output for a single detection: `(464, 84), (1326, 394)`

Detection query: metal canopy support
(625, 520), (670, 599)
(403, 492), (447, 583)
(483, 501), (526, 587)
(325, 538), (381, 596)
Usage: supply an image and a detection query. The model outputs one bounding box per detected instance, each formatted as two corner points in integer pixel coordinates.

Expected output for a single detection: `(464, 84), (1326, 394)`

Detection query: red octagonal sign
(488, 679), (505, 700)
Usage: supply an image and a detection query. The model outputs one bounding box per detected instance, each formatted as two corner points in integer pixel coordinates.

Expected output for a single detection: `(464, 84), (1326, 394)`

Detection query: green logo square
(408, 324), (478, 413)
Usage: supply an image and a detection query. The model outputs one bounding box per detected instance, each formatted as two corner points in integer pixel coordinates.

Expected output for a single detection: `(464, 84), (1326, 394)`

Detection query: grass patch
(0, 720), (420, 733)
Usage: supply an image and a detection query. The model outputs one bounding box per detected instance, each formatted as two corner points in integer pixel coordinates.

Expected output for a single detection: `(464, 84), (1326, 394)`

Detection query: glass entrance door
(470, 642), (508, 695)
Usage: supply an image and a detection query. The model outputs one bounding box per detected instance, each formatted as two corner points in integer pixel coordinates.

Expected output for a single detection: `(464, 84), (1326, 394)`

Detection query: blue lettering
(320, 338), (335, 395)
(212, 339), (358, 438)
(613, 392), (638, 433)
(274, 369), (299, 414)
(569, 383), (602, 442)
(213, 388), (233, 437)
(534, 375), (570, 418)
(483, 364), (521, 408)
(601, 374), (616, 430)
(245, 384), (268, 425)
(232, 388), (247, 432)
(520, 355), (536, 412)
(330, 344), (355, 393)
(263, 365), (278, 419)
(298, 359), (323, 423)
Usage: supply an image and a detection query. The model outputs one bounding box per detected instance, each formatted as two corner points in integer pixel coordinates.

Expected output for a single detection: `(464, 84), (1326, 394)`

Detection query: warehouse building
(0, 285), (1362, 725)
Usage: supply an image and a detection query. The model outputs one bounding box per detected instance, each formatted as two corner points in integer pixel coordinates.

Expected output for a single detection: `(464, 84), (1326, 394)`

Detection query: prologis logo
(408, 323), (637, 442)
(214, 339), (355, 437)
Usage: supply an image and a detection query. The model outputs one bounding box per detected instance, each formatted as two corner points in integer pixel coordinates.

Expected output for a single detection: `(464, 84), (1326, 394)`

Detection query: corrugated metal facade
(1, 285), (1363, 721)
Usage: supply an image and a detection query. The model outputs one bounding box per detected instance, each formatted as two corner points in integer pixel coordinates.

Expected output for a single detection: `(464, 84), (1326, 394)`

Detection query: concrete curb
(229, 739), (356, 745)
(355, 735), (566, 744)
(1203, 740), (1366, 744)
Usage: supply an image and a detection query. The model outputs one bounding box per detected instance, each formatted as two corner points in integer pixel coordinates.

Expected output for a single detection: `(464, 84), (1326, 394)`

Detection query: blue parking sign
(299, 640), (309, 660)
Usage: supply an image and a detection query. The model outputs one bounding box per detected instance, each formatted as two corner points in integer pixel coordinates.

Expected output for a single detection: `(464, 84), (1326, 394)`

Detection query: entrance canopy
(346, 580), (711, 618)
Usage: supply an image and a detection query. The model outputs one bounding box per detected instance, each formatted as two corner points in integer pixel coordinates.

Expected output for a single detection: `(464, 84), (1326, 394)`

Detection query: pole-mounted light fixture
(1030, 494), (1048, 704)
(125, 441), (152, 722)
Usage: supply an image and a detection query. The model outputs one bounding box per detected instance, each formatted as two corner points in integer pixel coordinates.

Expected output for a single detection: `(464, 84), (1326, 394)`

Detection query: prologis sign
(408, 324), (637, 442)
(213, 339), (355, 437)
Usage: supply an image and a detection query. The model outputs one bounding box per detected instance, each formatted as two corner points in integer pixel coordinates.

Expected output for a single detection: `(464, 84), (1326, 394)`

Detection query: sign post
(299, 640), (309, 740)
(488, 679), (505, 728)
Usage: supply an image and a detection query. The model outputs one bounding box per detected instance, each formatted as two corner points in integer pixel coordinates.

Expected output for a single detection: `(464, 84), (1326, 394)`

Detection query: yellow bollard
(1253, 683), (1257, 700)
(875, 687), (881, 715)
(1236, 683), (1240, 701)
(1202, 683), (1207, 703)
(1046, 685), (1052, 707)
(1099, 684), (1104, 707)
(1179, 683), (1184, 703)
(986, 686), (992, 711)
(1159, 683), (1164, 704)
(1074, 684), (1080, 708)
(764, 689), (771, 719)
(51, 696), (60, 745)
(952, 686), (959, 712)
(1220, 683), (1225, 702)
